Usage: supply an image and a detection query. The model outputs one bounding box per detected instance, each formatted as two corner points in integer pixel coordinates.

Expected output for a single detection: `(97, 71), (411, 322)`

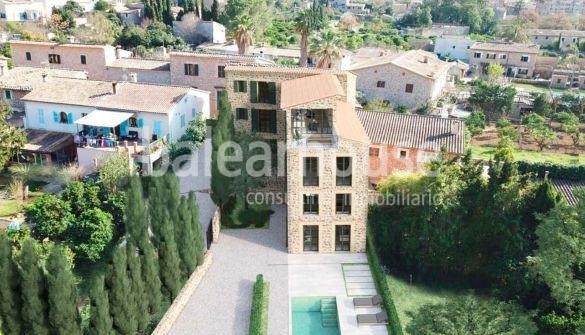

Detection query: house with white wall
(20, 78), (210, 173)
(434, 35), (476, 62)
(0, 0), (43, 20)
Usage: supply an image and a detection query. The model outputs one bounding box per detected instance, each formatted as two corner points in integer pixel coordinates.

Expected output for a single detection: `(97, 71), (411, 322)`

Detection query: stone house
(528, 29), (585, 51)
(225, 65), (369, 254)
(357, 110), (465, 184)
(550, 69), (585, 89)
(20, 78), (210, 173)
(350, 49), (453, 110)
(468, 42), (540, 78)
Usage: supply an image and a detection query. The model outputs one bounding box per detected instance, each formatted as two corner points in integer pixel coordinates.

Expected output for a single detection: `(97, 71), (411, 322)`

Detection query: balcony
(291, 109), (337, 147)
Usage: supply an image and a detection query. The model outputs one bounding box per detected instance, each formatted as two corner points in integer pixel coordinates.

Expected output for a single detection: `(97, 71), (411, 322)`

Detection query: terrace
(291, 109), (337, 147)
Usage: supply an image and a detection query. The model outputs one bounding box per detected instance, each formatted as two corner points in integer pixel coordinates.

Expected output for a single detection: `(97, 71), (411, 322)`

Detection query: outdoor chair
(356, 311), (388, 325)
(353, 295), (383, 307)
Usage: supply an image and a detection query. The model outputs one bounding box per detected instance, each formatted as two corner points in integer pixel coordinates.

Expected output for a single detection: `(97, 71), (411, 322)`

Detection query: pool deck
(288, 253), (389, 335)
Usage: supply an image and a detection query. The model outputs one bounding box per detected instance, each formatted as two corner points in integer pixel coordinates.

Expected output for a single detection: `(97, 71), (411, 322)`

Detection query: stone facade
(469, 43), (540, 79)
(225, 66), (369, 254)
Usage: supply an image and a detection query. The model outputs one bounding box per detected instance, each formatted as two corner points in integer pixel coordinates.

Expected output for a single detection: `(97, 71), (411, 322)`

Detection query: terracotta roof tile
(0, 67), (87, 91)
(356, 109), (465, 153)
(224, 64), (346, 75)
(350, 50), (452, 80)
(335, 101), (369, 143)
(470, 42), (540, 53)
(107, 58), (170, 71)
(280, 74), (345, 109)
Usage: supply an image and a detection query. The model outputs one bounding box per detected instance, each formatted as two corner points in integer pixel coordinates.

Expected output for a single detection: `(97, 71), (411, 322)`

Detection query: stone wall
(151, 252), (214, 335)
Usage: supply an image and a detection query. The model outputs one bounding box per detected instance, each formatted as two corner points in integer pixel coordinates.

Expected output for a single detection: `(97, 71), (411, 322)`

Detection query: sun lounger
(357, 311), (389, 325)
(353, 295), (383, 307)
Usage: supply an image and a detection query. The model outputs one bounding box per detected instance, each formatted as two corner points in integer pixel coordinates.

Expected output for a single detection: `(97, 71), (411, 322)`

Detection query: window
(518, 69), (529, 75)
(500, 54), (507, 59)
(180, 114), (186, 127)
(335, 194), (351, 214)
(303, 157), (319, 186)
(520, 55), (529, 62)
(369, 147), (379, 157)
(336, 157), (352, 186)
(250, 81), (276, 104)
(486, 53), (496, 59)
(251, 109), (276, 133)
(303, 195), (319, 214)
(376, 81), (385, 88)
(236, 108), (248, 120)
(129, 117), (138, 127)
(400, 150), (407, 158)
(303, 225), (319, 251)
(48, 54), (61, 64)
(25, 52), (31, 61)
(335, 225), (351, 251)
(233, 80), (247, 93)
(4, 90), (11, 100)
(217, 65), (225, 78)
(474, 52), (482, 58)
(184, 63), (199, 76)
(59, 111), (68, 124)
(405, 84), (414, 93)
(80, 55), (86, 65)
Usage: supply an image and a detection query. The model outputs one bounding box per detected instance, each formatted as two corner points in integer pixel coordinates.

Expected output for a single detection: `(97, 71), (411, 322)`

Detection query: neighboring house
(357, 109), (465, 183)
(10, 40), (118, 80)
(21, 78), (210, 173)
(468, 42), (540, 78)
(550, 68), (585, 89)
(404, 24), (470, 38)
(0, 66), (88, 112)
(344, 2), (370, 15)
(225, 65), (369, 254)
(0, 0), (42, 21)
(350, 49), (454, 110)
(528, 29), (585, 51)
(536, 0), (584, 16)
(169, 51), (273, 117)
(117, 7), (143, 26)
(173, 15), (226, 45)
(434, 35), (476, 62)
(105, 58), (171, 84)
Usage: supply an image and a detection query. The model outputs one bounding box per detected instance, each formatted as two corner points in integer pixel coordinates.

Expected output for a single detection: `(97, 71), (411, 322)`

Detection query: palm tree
(311, 31), (343, 69)
(294, 0), (323, 67)
(231, 15), (254, 55)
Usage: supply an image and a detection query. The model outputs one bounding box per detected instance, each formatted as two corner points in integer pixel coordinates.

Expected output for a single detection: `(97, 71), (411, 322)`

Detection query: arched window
(59, 112), (68, 124)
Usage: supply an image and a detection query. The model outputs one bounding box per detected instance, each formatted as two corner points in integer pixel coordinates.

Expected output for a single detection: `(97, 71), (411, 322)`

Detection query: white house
(434, 35), (476, 62)
(21, 78), (210, 173)
(0, 0), (43, 21)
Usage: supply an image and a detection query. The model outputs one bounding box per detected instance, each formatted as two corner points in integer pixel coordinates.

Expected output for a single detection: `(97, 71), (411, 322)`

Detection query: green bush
(221, 197), (272, 228)
(249, 274), (269, 335)
(517, 160), (585, 181)
(366, 226), (403, 335)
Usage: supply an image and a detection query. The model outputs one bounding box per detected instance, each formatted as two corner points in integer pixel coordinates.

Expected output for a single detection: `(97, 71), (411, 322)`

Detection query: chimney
(129, 72), (137, 83)
(112, 82), (117, 94)
(423, 56), (429, 63)
(42, 73), (47, 82)
(68, 36), (75, 43)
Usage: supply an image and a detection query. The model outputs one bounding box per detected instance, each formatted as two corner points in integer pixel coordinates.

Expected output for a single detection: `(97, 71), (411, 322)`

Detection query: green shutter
(242, 81), (247, 93)
(269, 110), (277, 133)
(267, 82), (276, 104)
(251, 109), (258, 132)
(233, 80), (238, 92)
(250, 81), (257, 103)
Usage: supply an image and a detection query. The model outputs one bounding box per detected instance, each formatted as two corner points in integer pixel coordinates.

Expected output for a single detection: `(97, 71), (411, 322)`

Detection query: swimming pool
(291, 296), (340, 335)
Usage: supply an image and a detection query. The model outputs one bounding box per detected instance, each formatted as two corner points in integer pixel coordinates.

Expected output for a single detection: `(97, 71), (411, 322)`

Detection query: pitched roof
(356, 109), (465, 154)
(107, 58), (170, 71)
(335, 101), (369, 143)
(350, 50), (452, 80)
(170, 50), (263, 61)
(470, 42), (540, 53)
(0, 67), (88, 91)
(9, 40), (111, 49)
(527, 29), (585, 37)
(22, 79), (200, 114)
(224, 64), (346, 75)
(551, 179), (585, 206)
(280, 74), (345, 109)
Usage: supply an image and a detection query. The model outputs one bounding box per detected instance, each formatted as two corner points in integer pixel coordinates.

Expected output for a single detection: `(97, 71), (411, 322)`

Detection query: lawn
(511, 82), (585, 96)
(0, 199), (20, 217)
(472, 146), (585, 165)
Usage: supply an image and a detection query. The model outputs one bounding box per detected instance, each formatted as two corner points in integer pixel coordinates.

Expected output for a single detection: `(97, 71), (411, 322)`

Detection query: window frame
(376, 80), (386, 88)
(303, 194), (319, 215)
(233, 80), (247, 93)
(303, 225), (319, 251)
(236, 108), (248, 120)
(48, 54), (61, 64)
(217, 65), (226, 78)
(405, 83), (414, 93)
(369, 147), (380, 157)
(25, 52), (31, 61)
(184, 63), (199, 76)
(336, 156), (352, 186)
(80, 55), (87, 65)
(335, 193), (351, 214)
(303, 157), (319, 187)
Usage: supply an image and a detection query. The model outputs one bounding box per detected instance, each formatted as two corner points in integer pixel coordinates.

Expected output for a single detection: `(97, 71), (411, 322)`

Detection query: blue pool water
(291, 296), (340, 335)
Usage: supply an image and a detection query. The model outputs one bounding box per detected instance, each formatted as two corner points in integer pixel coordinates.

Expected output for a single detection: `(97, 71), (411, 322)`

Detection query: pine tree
(158, 210), (182, 301)
(17, 239), (49, 335)
(140, 239), (162, 315)
(0, 235), (22, 335)
(45, 246), (82, 335)
(126, 242), (149, 333)
(106, 245), (137, 335)
(188, 191), (204, 265)
(176, 195), (197, 278)
(87, 274), (114, 335)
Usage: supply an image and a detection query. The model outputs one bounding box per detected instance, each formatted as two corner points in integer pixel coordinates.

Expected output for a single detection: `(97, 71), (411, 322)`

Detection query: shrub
(249, 274), (269, 335)
(517, 161), (585, 181)
(25, 194), (74, 239)
(366, 226), (403, 335)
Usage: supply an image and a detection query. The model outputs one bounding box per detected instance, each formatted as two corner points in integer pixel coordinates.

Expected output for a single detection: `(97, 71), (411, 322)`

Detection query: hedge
(366, 226), (404, 335)
(516, 160), (585, 181)
(249, 274), (270, 335)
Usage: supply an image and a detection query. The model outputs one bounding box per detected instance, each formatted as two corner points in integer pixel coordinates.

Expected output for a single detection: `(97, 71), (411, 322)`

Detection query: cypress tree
(188, 191), (204, 265)
(87, 274), (114, 335)
(17, 239), (49, 335)
(176, 196), (197, 278)
(163, 0), (173, 25)
(211, 91), (235, 209)
(140, 239), (162, 315)
(45, 246), (82, 335)
(158, 210), (182, 301)
(210, 0), (219, 21)
(126, 242), (149, 333)
(0, 235), (22, 335)
(106, 246), (137, 335)
(125, 176), (149, 245)
(147, 177), (166, 246)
